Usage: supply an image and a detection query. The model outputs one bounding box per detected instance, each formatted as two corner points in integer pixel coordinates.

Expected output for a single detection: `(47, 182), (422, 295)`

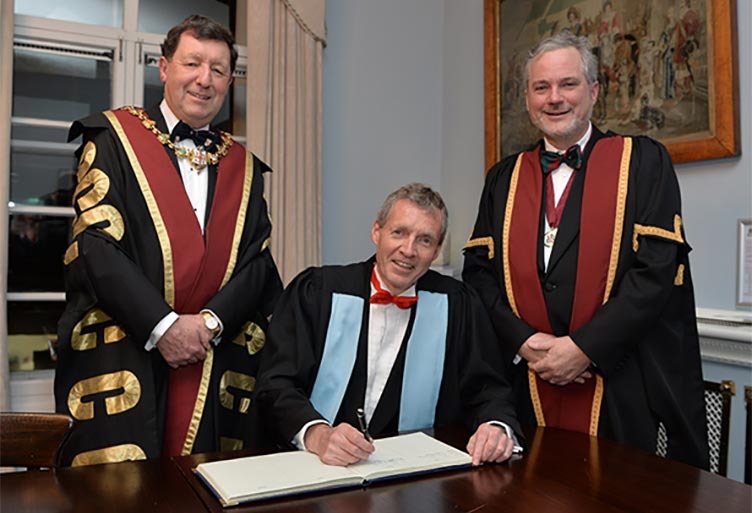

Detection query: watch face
(204, 314), (219, 331)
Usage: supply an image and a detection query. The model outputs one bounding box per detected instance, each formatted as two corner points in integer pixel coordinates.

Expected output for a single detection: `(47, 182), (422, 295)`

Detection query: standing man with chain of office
(463, 32), (708, 469)
(55, 15), (282, 465)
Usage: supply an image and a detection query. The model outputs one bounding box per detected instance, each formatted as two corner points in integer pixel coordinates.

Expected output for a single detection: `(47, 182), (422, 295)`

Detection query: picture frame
(484, 0), (740, 170)
(737, 219), (752, 307)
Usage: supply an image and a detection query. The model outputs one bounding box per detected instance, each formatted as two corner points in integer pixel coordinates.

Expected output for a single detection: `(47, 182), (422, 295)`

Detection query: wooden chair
(0, 412), (74, 469)
(656, 379), (734, 475)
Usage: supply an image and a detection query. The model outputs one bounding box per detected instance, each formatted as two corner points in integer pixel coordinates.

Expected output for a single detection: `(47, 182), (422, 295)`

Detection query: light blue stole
(309, 290), (448, 431)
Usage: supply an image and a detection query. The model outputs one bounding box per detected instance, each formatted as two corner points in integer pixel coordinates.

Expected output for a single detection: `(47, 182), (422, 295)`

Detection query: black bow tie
(170, 121), (220, 152)
(540, 144), (583, 174)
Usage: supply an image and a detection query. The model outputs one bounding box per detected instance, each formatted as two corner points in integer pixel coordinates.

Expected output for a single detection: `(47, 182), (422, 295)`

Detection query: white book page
(348, 432), (471, 481)
(197, 450), (359, 503)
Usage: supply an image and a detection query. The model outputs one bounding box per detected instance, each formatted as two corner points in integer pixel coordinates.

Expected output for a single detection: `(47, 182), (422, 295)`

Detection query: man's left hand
(528, 335), (591, 386)
(466, 423), (515, 466)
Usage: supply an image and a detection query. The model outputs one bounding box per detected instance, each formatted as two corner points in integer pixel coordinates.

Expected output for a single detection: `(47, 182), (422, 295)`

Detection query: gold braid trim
(586, 137), (632, 436)
(64, 241), (79, 265)
(182, 347), (214, 455)
(604, 137), (632, 302)
(674, 264), (685, 286)
(464, 236), (495, 259)
(528, 369), (546, 427)
(589, 375), (604, 436)
(104, 111), (175, 307)
(503, 153), (525, 318)
(220, 152), (254, 288)
(632, 214), (684, 252)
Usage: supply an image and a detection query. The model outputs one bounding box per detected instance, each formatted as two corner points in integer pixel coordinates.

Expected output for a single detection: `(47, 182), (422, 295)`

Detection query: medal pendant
(190, 150), (207, 172)
(544, 227), (558, 248)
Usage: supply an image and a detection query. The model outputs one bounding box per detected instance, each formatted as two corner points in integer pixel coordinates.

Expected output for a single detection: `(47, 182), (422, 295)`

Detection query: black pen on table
(356, 407), (372, 442)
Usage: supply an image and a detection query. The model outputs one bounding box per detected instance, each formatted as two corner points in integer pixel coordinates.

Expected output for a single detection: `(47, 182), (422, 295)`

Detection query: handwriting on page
(348, 432), (470, 479)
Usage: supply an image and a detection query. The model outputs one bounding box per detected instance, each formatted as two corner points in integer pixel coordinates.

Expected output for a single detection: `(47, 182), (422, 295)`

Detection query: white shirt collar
(159, 99), (210, 134)
(371, 265), (417, 298)
(543, 122), (592, 153)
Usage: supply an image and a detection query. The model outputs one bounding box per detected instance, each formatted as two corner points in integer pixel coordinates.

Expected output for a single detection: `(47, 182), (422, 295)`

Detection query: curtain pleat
(247, 0), (324, 284)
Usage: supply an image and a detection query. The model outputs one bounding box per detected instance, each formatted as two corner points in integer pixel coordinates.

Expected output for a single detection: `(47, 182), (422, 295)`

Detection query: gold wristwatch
(201, 311), (221, 337)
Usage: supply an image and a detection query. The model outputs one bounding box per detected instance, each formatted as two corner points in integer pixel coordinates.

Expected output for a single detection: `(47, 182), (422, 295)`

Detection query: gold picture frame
(484, 0), (740, 170)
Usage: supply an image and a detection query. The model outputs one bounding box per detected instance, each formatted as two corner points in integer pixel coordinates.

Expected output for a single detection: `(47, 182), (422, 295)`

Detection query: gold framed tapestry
(484, 0), (739, 169)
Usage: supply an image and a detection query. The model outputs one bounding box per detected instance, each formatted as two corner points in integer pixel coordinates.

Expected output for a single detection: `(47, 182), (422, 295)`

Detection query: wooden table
(0, 456), (206, 513)
(3, 426), (750, 513)
(174, 425), (751, 513)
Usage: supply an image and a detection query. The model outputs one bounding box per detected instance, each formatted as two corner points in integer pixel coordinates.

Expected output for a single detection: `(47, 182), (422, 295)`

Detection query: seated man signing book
(255, 183), (524, 466)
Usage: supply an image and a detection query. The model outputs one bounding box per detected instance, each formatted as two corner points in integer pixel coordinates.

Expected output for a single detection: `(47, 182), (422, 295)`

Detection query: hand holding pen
(356, 407), (372, 442)
(304, 421), (374, 466)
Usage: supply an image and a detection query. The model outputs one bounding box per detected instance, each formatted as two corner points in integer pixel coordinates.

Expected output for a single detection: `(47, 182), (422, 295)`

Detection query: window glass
(10, 150), (76, 206)
(7, 301), (65, 371)
(11, 124), (71, 145)
(8, 334), (58, 371)
(14, 0), (123, 28)
(137, 0), (230, 35)
(143, 55), (163, 110)
(8, 215), (71, 292)
(13, 46), (112, 122)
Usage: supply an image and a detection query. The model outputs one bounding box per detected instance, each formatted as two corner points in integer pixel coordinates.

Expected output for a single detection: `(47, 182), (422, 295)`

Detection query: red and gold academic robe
(463, 128), (708, 469)
(55, 106), (282, 466)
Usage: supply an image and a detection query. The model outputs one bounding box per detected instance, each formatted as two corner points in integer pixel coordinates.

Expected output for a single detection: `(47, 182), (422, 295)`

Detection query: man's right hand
(157, 315), (212, 368)
(304, 423), (375, 466)
(519, 332), (555, 364)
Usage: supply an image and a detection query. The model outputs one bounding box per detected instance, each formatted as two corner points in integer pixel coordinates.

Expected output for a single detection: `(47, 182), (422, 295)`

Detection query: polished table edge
(1, 456), (209, 513)
(3, 425), (749, 513)
(170, 425), (752, 513)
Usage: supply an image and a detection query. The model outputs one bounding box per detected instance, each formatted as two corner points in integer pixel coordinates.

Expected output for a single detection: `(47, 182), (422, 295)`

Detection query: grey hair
(524, 32), (598, 86)
(376, 183), (448, 244)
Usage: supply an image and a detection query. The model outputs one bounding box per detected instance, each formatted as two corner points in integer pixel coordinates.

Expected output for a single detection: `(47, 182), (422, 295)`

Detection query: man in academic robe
(54, 15), (282, 466)
(254, 184), (524, 466)
(463, 32), (708, 469)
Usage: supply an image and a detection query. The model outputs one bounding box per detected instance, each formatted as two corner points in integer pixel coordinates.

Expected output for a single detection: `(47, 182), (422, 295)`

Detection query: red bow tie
(369, 269), (417, 309)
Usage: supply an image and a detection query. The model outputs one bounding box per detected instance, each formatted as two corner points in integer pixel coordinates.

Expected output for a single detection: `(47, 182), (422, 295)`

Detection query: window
(136, 1), (230, 36)
(14, 0), (124, 27)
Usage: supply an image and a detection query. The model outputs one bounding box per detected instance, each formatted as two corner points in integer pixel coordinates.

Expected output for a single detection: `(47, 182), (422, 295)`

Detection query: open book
(194, 432), (472, 507)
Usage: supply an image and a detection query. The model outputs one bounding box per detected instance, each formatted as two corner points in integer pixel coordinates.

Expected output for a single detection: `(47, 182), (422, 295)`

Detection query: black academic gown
(54, 105), (282, 465)
(463, 127), (709, 469)
(253, 259), (524, 447)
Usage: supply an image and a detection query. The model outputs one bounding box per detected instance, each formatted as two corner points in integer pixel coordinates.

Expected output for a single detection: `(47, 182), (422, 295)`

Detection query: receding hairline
(375, 183), (448, 244)
(524, 33), (598, 87)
